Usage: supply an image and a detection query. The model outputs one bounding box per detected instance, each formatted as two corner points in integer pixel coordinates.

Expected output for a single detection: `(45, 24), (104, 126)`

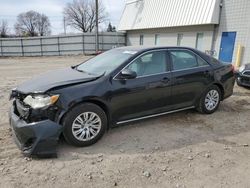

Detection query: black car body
(9, 46), (235, 157)
(235, 63), (250, 87)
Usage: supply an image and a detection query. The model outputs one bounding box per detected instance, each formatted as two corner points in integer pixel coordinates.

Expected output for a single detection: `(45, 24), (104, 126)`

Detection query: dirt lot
(0, 56), (250, 188)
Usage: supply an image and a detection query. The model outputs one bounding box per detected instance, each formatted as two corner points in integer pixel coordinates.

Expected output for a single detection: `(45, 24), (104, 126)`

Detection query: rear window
(169, 50), (197, 71)
(170, 50), (209, 71)
(211, 57), (221, 64)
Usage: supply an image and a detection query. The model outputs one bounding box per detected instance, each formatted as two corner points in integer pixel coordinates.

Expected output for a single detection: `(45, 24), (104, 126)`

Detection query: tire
(236, 79), (243, 87)
(62, 103), (107, 147)
(196, 85), (222, 114)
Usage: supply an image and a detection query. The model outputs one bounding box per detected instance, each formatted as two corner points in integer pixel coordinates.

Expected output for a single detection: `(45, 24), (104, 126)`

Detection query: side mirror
(120, 69), (137, 79)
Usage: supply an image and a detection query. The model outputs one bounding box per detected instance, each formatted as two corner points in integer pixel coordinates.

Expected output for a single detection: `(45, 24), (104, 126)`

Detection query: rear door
(168, 49), (214, 109)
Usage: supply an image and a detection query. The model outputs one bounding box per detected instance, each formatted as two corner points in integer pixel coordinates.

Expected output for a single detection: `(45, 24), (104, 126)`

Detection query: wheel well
(59, 99), (111, 130)
(213, 83), (224, 100)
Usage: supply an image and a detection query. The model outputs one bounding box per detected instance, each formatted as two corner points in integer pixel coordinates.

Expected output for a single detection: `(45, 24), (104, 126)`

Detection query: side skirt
(116, 106), (195, 125)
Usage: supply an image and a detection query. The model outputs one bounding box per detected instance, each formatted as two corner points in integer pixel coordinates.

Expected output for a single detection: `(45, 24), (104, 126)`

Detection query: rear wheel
(197, 85), (221, 114)
(63, 103), (107, 147)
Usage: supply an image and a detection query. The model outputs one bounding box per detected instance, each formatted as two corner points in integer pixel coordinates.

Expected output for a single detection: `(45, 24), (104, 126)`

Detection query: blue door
(219, 32), (236, 63)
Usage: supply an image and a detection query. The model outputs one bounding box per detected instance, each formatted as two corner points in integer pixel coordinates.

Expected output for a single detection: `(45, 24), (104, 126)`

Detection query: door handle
(148, 77), (170, 89)
(203, 70), (210, 77)
(161, 77), (170, 84)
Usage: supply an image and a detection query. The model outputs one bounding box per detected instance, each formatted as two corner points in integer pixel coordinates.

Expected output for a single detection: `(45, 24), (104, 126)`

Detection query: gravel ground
(0, 56), (250, 188)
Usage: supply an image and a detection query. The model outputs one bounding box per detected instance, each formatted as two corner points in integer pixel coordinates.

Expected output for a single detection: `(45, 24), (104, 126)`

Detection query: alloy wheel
(72, 112), (102, 141)
(205, 90), (219, 111)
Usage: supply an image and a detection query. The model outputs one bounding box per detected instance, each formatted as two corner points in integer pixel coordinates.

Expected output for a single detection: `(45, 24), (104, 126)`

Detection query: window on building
(127, 50), (167, 76)
(177, 34), (183, 46)
(155, 34), (160, 45)
(139, 35), (144, 45)
(195, 33), (204, 50)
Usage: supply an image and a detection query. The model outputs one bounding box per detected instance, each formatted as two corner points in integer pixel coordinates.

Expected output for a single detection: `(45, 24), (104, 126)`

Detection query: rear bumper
(222, 76), (235, 100)
(9, 106), (62, 157)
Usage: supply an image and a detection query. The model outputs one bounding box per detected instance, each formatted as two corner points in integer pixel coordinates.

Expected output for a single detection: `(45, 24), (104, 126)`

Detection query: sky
(0, 0), (125, 35)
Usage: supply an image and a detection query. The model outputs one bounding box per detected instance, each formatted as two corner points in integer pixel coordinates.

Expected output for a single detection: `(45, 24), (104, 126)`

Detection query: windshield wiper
(71, 66), (86, 73)
(76, 68), (86, 73)
(71, 66), (106, 77)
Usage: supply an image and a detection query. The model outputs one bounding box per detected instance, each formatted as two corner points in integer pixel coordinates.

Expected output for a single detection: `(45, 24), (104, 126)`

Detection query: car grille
(241, 77), (250, 85)
(15, 99), (30, 118)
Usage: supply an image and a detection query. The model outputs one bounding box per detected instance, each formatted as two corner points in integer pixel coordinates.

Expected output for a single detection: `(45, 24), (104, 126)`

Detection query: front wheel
(197, 85), (222, 114)
(63, 103), (107, 147)
(236, 78), (243, 87)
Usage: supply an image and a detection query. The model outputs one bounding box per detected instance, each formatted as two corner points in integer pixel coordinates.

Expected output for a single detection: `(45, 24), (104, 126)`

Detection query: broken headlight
(23, 94), (59, 109)
(239, 65), (245, 73)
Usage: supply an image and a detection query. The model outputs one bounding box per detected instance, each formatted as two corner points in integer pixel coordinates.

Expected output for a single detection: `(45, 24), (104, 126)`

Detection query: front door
(110, 50), (172, 123)
(219, 32), (237, 63)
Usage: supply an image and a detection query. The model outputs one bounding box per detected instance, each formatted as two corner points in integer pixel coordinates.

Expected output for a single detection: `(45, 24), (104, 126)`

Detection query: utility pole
(95, 0), (99, 53)
(63, 16), (67, 35)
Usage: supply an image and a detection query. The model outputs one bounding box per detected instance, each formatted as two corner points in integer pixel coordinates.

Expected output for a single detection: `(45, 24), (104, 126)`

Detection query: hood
(16, 67), (101, 94)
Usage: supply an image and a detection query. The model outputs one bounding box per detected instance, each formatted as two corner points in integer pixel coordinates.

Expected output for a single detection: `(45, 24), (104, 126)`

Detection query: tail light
(231, 64), (236, 73)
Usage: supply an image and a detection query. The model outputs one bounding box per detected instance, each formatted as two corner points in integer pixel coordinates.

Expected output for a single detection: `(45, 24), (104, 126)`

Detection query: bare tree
(37, 14), (51, 36)
(15, 11), (39, 36)
(63, 0), (107, 33)
(15, 11), (51, 37)
(107, 22), (116, 32)
(0, 20), (9, 38)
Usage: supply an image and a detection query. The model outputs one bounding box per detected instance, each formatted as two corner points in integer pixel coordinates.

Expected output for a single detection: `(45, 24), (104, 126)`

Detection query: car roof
(116, 46), (198, 53)
(116, 46), (219, 66)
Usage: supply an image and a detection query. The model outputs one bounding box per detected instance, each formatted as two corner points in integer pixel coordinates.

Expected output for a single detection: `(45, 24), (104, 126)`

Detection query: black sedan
(9, 46), (235, 157)
(235, 63), (250, 88)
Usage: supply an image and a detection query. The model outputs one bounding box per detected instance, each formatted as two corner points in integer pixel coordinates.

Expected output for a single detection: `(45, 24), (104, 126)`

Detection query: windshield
(76, 49), (137, 75)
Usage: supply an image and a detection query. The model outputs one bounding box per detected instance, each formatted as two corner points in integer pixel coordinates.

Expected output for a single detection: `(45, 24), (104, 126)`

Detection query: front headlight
(239, 65), (245, 72)
(23, 94), (59, 109)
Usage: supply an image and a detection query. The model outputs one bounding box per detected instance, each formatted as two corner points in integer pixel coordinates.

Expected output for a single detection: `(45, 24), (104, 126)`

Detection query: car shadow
(57, 96), (250, 160)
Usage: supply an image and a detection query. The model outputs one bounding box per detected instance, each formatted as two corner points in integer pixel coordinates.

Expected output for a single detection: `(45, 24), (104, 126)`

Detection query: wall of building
(126, 25), (214, 53)
(126, 0), (250, 66)
(213, 0), (250, 65)
(0, 32), (126, 56)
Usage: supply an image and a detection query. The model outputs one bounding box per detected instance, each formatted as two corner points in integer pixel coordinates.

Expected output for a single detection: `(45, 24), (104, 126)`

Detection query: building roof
(118, 0), (221, 31)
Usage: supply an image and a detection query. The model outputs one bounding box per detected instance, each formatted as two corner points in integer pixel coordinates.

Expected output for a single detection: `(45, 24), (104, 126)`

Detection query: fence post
(20, 38), (24, 56)
(101, 32), (104, 51)
(40, 38), (43, 56)
(57, 37), (61, 56)
(82, 34), (85, 55)
(124, 33), (127, 46)
(0, 39), (3, 56)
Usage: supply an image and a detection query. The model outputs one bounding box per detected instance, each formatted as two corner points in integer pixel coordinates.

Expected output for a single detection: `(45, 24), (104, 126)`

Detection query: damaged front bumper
(9, 106), (62, 157)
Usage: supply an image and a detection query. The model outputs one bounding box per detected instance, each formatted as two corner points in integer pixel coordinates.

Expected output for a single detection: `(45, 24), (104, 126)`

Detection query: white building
(118, 0), (250, 65)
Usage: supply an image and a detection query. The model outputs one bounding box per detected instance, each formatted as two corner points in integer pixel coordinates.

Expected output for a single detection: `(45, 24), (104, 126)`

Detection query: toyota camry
(9, 46), (235, 157)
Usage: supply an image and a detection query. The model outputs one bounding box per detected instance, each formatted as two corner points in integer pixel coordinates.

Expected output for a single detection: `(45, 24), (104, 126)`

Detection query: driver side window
(127, 51), (167, 77)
